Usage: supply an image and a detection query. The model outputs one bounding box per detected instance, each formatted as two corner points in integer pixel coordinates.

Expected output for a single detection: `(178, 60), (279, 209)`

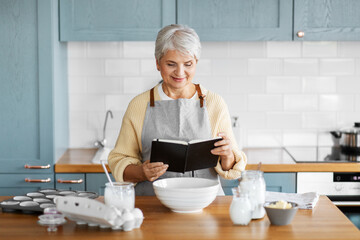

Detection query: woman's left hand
(211, 132), (236, 171)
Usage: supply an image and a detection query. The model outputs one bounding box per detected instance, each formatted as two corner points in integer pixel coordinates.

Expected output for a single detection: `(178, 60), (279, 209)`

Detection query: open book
(150, 137), (222, 173)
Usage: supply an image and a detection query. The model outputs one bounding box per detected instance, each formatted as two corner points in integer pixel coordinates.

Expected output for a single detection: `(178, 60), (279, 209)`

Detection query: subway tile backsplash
(68, 41), (360, 148)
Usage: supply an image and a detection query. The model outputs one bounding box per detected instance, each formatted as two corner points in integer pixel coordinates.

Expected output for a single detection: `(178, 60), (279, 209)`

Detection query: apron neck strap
(149, 84), (205, 108)
(150, 88), (155, 107)
(195, 84), (205, 108)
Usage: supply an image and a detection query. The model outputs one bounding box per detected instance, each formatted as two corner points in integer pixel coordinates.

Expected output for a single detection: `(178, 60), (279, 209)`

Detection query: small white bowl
(153, 177), (219, 213)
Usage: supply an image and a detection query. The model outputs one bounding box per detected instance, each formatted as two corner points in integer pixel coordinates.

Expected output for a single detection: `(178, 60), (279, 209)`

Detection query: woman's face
(156, 49), (197, 91)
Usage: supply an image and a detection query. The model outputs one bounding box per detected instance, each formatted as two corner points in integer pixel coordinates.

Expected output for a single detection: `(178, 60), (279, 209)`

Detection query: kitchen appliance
(297, 172), (360, 229)
(330, 122), (360, 155)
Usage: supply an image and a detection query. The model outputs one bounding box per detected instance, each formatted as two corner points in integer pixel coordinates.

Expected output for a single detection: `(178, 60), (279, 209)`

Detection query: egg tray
(0, 189), (98, 214)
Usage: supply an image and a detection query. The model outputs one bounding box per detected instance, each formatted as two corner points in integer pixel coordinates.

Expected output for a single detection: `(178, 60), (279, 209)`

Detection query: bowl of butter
(264, 200), (298, 226)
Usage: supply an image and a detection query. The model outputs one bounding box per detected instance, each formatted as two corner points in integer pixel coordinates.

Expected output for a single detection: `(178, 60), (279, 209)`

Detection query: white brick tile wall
(140, 59), (159, 76)
(283, 131), (317, 146)
(284, 95), (318, 111)
(248, 95), (283, 111)
(337, 76), (360, 93)
(283, 59), (318, 76)
(356, 59), (360, 75)
(320, 59), (355, 75)
(303, 112), (337, 129)
(105, 94), (135, 112)
(248, 59), (282, 76)
(105, 59), (140, 76)
(302, 42), (337, 58)
(70, 94), (105, 111)
(338, 42), (360, 57)
(247, 130), (283, 147)
(303, 77), (336, 93)
(87, 77), (122, 93)
(68, 41), (360, 148)
(267, 113), (302, 129)
(267, 42), (301, 58)
(196, 59), (212, 76)
(212, 59), (247, 76)
(87, 42), (119, 58)
(202, 42), (228, 58)
(123, 42), (154, 58)
(266, 76), (302, 93)
(319, 94), (355, 111)
(229, 42), (266, 58)
(68, 59), (105, 76)
(237, 112), (266, 128)
(123, 77), (159, 94)
(69, 77), (87, 94)
(67, 42), (86, 58)
(229, 77), (266, 94)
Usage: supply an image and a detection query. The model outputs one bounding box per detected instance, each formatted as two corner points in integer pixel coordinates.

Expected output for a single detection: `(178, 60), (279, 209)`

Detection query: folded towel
(265, 191), (319, 209)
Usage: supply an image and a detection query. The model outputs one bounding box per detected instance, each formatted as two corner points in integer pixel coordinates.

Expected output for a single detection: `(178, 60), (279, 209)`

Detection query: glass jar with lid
(239, 170), (266, 219)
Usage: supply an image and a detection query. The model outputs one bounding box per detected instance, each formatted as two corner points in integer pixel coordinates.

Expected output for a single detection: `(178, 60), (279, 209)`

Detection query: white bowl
(152, 177), (219, 213)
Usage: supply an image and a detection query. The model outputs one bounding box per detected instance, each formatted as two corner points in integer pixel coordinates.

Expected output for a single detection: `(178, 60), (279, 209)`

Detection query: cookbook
(150, 137), (222, 173)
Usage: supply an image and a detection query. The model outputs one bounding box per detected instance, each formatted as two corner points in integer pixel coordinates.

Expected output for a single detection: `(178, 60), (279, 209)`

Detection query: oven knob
(335, 184), (343, 191)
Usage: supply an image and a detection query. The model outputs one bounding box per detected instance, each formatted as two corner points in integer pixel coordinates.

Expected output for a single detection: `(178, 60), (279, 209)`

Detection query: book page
(157, 139), (188, 145)
(188, 137), (222, 144)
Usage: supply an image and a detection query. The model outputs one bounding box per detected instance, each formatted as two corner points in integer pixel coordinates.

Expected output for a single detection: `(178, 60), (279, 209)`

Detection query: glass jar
(229, 187), (252, 225)
(239, 170), (266, 219)
(104, 182), (135, 211)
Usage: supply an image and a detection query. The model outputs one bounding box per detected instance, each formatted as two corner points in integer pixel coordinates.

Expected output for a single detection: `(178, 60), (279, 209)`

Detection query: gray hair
(155, 24), (201, 62)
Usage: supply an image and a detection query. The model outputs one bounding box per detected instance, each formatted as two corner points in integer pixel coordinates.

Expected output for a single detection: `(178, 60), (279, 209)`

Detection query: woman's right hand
(142, 160), (168, 182)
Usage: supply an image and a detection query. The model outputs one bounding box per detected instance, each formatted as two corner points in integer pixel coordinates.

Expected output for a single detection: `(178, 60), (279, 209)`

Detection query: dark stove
(285, 146), (360, 163)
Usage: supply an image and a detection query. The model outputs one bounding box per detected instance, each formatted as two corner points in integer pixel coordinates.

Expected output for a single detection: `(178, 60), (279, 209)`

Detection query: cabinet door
(177, 0), (293, 41)
(60, 0), (176, 41)
(86, 173), (115, 195)
(264, 173), (296, 193)
(294, 0), (360, 40)
(220, 173), (296, 195)
(0, 174), (54, 196)
(0, 0), (61, 174)
(55, 173), (85, 191)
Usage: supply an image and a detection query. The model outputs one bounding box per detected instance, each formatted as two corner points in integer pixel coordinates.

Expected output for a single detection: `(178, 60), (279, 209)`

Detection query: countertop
(0, 196), (358, 240)
(55, 148), (360, 173)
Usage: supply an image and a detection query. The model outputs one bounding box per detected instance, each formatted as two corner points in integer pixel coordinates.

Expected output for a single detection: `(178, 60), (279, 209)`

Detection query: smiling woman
(107, 24), (247, 196)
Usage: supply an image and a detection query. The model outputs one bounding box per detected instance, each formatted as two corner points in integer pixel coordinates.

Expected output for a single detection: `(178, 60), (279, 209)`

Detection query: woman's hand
(211, 132), (235, 171)
(142, 160), (168, 182)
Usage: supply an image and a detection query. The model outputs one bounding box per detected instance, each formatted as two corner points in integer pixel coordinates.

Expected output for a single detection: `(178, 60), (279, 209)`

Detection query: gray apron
(136, 84), (223, 196)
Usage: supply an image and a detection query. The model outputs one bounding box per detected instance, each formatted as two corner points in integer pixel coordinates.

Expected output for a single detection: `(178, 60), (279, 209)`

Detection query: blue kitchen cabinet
(0, 0), (68, 195)
(86, 173), (115, 195)
(59, 0), (176, 41)
(55, 174), (86, 191)
(0, 174), (54, 196)
(177, 0), (293, 41)
(221, 173), (296, 195)
(294, 0), (360, 41)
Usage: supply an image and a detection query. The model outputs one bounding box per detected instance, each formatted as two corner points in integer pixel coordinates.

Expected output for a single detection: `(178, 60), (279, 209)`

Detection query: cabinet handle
(57, 179), (83, 184)
(24, 164), (51, 169)
(25, 178), (51, 183)
(297, 31), (305, 38)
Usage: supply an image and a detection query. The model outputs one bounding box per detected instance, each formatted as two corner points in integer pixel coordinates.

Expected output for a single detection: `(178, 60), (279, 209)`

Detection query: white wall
(68, 41), (360, 148)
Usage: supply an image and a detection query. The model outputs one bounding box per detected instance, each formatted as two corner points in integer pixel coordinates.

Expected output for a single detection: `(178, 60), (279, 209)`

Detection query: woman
(108, 24), (247, 195)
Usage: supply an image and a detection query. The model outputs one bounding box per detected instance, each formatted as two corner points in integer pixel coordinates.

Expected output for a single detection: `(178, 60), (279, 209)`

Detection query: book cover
(150, 137), (222, 173)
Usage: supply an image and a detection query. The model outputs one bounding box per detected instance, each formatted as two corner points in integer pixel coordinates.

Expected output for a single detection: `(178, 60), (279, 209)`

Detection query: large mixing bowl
(152, 177), (219, 213)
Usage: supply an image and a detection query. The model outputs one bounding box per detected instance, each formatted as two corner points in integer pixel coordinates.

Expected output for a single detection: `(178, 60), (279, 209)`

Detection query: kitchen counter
(0, 196), (358, 240)
(55, 148), (360, 173)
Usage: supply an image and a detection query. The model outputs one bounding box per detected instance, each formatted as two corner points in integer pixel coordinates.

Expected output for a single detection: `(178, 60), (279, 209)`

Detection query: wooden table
(0, 196), (359, 240)
(55, 148), (360, 173)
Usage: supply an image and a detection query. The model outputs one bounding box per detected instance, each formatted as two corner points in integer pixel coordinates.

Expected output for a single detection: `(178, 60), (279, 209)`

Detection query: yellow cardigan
(108, 84), (247, 182)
